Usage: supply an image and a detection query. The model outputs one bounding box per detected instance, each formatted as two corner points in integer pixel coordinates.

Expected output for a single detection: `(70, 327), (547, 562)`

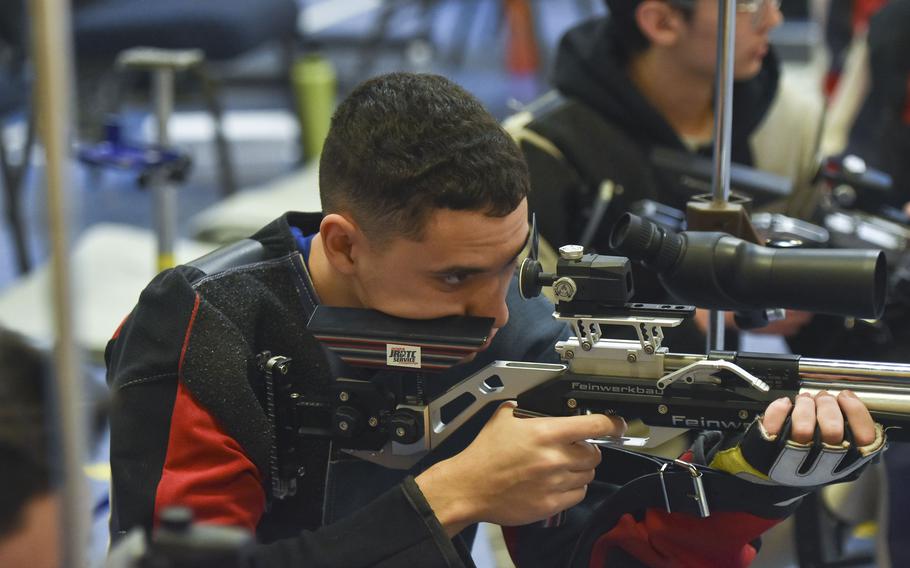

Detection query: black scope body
(610, 213), (886, 320)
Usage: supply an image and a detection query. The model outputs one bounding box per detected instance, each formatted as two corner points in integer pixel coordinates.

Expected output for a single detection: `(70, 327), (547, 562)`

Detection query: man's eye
(441, 273), (469, 286)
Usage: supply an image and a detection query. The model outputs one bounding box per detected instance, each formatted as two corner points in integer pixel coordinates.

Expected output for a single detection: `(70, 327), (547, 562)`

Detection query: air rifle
(262, 214), (908, 489)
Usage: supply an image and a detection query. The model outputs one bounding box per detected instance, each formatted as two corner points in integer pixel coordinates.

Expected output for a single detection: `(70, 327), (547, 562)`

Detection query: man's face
(674, 0), (783, 81)
(349, 199), (530, 346)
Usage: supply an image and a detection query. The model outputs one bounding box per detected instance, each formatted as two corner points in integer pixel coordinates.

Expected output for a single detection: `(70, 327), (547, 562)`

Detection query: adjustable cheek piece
(710, 415), (888, 488)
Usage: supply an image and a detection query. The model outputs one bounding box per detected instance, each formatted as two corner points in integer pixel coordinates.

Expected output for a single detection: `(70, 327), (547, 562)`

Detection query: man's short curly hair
(604, 0), (693, 57)
(319, 72), (530, 241)
(604, 0), (651, 55)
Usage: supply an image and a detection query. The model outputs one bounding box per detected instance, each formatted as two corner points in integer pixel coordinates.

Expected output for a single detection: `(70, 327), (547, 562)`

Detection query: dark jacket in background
(512, 16), (780, 253)
(507, 17), (779, 353)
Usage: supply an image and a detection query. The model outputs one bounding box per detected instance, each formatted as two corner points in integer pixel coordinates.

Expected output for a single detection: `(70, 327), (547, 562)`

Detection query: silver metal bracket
(512, 408), (653, 447)
(556, 335), (667, 380)
(555, 313), (685, 353)
(656, 359), (770, 393)
(345, 360), (566, 469)
(659, 459), (711, 518)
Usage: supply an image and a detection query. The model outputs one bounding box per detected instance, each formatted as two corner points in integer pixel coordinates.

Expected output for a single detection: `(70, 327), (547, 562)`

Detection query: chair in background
(72, 0), (302, 197)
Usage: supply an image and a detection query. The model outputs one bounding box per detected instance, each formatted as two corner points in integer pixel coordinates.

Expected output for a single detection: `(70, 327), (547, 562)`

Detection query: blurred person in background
(505, 0), (816, 352)
(0, 328), (59, 568)
(506, 2), (905, 565)
(865, 0), (909, 205)
(864, 4), (910, 565)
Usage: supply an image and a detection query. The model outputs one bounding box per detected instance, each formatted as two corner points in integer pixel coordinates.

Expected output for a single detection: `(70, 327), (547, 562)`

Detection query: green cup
(292, 54), (337, 161)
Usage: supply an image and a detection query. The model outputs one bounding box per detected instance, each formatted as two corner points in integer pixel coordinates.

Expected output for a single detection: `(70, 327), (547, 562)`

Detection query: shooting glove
(708, 416), (887, 487)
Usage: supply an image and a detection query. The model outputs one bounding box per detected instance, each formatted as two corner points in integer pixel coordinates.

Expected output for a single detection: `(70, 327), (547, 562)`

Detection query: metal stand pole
(116, 48), (205, 272)
(152, 68), (178, 271)
(707, 0), (737, 352)
(28, 0), (88, 565)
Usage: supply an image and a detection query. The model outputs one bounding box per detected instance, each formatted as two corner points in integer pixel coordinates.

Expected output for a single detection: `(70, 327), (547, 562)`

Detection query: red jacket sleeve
(154, 379), (266, 531)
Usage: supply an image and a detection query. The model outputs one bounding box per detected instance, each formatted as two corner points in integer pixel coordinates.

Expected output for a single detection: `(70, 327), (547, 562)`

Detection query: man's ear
(636, 0), (686, 48)
(319, 213), (365, 276)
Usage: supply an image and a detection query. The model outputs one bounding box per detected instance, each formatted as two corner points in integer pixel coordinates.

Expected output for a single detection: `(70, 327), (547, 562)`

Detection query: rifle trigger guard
(657, 460), (711, 518)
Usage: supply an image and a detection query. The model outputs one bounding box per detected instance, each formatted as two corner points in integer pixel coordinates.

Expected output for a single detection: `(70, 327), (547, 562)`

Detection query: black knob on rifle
(390, 410), (423, 444)
(333, 406), (363, 438)
(519, 213), (555, 299)
(519, 258), (543, 299)
(159, 506), (194, 533)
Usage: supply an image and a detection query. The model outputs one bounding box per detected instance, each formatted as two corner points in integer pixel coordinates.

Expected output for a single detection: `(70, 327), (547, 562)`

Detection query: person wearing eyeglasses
(497, 2), (884, 565)
(505, 0), (821, 351)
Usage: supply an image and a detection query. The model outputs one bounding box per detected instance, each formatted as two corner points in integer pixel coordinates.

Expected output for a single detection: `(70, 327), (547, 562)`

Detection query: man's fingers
(551, 486), (588, 517)
(566, 441), (602, 471)
(837, 390), (877, 447)
(553, 469), (597, 491)
(790, 393), (817, 444)
(814, 391), (845, 445)
(761, 396), (793, 437)
(499, 400), (518, 412)
(540, 413), (627, 443)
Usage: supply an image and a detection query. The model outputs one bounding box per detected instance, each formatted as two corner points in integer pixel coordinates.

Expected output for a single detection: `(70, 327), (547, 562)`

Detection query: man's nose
(469, 292), (510, 331)
(757, 0), (784, 31)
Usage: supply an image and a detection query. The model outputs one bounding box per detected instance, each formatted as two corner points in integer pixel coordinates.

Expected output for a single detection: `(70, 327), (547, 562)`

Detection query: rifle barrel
(663, 354), (910, 385)
(662, 352), (910, 429)
(799, 358), (910, 381)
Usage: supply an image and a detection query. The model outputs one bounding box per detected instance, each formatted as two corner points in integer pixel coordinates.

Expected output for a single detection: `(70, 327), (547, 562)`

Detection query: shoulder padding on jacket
(186, 238), (268, 277)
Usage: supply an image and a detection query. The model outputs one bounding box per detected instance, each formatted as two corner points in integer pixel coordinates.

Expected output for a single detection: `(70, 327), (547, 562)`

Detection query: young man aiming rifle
(107, 72), (883, 567)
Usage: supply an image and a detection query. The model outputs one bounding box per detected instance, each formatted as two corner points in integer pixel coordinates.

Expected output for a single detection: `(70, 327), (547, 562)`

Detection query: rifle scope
(610, 213), (886, 319)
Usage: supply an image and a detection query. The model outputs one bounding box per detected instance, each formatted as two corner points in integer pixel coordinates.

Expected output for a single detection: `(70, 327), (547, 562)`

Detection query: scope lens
(610, 214), (654, 256)
(610, 214), (683, 271)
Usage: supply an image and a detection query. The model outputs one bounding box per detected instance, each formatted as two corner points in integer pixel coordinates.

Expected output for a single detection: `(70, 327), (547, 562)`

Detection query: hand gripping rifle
(265, 215), (908, 497)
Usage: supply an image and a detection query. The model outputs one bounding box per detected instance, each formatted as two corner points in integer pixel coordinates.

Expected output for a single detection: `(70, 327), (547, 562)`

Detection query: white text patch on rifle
(387, 344), (422, 368)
